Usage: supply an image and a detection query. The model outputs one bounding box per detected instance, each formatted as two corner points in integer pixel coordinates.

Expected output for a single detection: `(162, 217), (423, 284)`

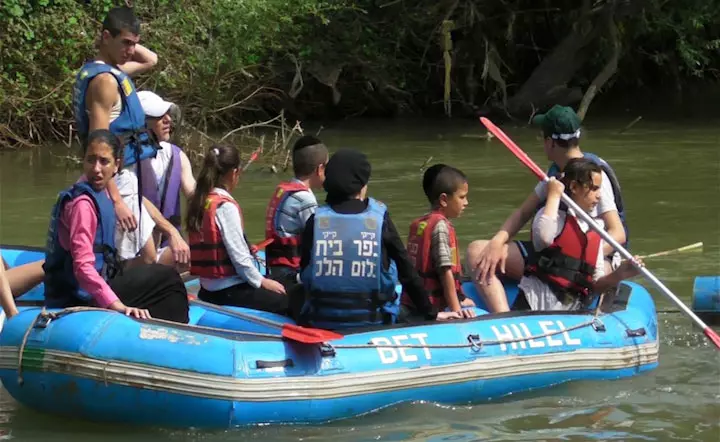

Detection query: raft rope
(331, 318), (602, 352)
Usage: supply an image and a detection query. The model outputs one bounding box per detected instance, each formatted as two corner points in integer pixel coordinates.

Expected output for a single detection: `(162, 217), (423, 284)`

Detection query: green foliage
(1, 0), (718, 149)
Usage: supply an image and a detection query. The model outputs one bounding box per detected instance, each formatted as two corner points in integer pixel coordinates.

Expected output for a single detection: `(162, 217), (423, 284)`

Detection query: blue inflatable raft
(0, 246), (659, 428)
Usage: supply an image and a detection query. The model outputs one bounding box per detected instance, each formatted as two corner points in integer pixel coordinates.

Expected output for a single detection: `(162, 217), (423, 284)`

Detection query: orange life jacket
(189, 192), (243, 278)
(401, 212), (463, 310)
(264, 181), (309, 270)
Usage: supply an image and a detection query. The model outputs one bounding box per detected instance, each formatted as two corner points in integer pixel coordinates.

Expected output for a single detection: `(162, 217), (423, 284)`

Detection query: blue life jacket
(301, 198), (399, 329)
(547, 152), (629, 247)
(43, 181), (120, 308)
(73, 61), (158, 168)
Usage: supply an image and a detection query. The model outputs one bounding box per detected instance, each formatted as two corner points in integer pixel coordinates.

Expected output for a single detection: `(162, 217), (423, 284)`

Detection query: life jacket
(189, 192), (248, 278)
(301, 198), (399, 329)
(547, 152), (629, 246)
(401, 212), (464, 311)
(43, 181), (121, 308)
(525, 211), (601, 298)
(141, 143), (183, 247)
(73, 61), (159, 168)
(264, 181), (309, 271)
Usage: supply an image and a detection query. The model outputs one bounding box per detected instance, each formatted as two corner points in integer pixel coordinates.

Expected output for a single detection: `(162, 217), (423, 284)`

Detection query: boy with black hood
(295, 149), (462, 329)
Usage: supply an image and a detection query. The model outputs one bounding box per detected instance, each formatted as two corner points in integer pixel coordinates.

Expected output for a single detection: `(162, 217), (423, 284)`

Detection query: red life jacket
(401, 212), (464, 310)
(525, 212), (601, 297)
(264, 181), (309, 270)
(189, 192), (243, 278)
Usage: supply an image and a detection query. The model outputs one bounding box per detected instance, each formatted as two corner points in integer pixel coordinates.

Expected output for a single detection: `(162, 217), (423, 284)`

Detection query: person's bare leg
(5, 261), (45, 298)
(123, 237), (157, 270)
(466, 240), (523, 313)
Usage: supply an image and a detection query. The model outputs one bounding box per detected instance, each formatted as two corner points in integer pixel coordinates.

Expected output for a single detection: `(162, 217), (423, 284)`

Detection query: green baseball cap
(532, 105), (582, 140)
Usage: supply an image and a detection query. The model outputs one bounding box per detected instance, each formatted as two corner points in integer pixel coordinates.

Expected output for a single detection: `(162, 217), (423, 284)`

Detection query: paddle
(639, 242), (703, 260)
(242, 147), (262, 172)
(189, 297), (343, 344)
(479, 117), (720, 350)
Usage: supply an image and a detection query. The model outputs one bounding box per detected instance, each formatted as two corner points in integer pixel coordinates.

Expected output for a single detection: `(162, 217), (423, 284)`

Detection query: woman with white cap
(137, 91), (196, 266)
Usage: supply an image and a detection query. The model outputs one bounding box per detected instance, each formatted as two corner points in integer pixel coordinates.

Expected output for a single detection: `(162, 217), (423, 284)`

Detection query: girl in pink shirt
(43, 130), (189, 323)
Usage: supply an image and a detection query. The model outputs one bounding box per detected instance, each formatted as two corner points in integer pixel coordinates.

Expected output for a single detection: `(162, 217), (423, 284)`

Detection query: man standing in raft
(73, 5), (156, 232)
(466, 105), (628, 312)
(73, 6), (190, 269)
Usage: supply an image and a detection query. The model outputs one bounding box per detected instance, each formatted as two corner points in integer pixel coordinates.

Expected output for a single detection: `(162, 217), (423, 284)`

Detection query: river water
(0, 117), (718, 440)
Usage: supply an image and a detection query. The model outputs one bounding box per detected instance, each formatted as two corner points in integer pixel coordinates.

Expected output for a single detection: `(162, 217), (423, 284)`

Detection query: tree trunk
(504, 0), (605, 115)
(577, 1), (620, 121)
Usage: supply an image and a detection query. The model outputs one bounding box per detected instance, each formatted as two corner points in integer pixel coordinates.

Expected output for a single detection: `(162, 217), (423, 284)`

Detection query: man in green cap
(465, 105), (628, 313)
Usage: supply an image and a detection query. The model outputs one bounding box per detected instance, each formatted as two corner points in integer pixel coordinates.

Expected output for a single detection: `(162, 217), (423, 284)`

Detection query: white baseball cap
(138, 90), (174, 118)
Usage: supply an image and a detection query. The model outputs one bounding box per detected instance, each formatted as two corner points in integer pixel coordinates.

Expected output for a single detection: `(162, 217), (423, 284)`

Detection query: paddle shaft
(190, 297), (285, 330)
(480, 117), (720, 349)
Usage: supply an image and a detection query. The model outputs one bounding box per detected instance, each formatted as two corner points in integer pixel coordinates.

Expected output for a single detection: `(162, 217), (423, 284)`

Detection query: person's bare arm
(475, 191), (541, 284)
(179, 150), (196, 198)
(142, 197), (189, 265)
(85, 75), (137, 231)
(600, 210), (626, 255)
(117, 44), (158, 76)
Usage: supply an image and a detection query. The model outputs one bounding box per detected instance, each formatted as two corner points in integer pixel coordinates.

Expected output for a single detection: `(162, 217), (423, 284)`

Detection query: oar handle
(479, 117), (720, 349)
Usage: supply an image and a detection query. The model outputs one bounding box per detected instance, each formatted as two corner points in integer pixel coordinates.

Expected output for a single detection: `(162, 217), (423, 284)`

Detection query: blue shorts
(514, 240), (538, 264)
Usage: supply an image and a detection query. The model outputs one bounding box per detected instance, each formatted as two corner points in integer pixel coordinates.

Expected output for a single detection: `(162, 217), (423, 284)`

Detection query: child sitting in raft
(264, 135), (328, 286)
(296, 149), (463, 329)
(516, 158), (643, 311)
(43, 130), (189, 322)
(186, 145), (288, 314)
(401, 164), (475, 319)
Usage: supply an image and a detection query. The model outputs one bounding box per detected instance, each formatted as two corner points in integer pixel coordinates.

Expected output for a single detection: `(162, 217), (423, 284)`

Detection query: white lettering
(329, 239), (343, 256)
(372, 334), (432, 364)
(315, 240), (328, 257)
(392, 335), (417, 362)
(557, 320), (582, 346)
(409, 333), (431, 360)
(538, 321), (564, 347)
(353, 239), (377, 257)
(370, 337), (397, 364)
(361, 231), (376, 240)
(491, 325), (517, 351)
(519, 323), (545, 348)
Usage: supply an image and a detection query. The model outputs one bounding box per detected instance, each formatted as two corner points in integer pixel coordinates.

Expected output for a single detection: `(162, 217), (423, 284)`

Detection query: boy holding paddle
(515, 158), (642, 311)
(467, 105), (628, 312)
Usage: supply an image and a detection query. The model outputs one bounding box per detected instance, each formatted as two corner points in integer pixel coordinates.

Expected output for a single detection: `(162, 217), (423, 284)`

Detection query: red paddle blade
(242, 148), (262, 171)
(281, 323), (344, 343)
(704, 327), (720, 350)
(479, 117), (547, 181)
(254, 238), (274, 250)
